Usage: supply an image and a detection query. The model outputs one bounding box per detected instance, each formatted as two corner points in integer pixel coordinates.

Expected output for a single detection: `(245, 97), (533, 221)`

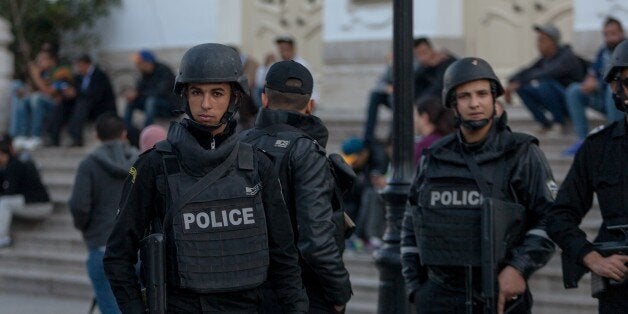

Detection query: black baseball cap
(265, 60), (313, 95)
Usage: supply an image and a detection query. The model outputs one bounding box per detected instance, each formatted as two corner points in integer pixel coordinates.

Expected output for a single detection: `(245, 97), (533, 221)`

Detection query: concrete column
(0, 18), (14, 133)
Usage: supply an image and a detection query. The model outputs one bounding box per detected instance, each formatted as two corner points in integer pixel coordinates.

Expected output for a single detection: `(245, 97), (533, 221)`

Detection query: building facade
(85, 0), (628, 116)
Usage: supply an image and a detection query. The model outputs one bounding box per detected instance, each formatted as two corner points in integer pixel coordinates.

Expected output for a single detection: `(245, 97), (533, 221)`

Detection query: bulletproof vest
(416, 159), (486, 266)
(241, 124), (347, 251)
(156, 140), (269, 293)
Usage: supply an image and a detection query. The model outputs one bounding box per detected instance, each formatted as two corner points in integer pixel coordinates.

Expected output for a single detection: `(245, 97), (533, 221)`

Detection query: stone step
(0, 247), (86, 275)
(347, 276), (379, 305)
(0, 268), (92, 299)
(346, 300), (377, 314)
(531, 292), (597, 314)
(13, 229), (85, 253)
(344, 252), (377, 278)
(41, 173), (76, 190)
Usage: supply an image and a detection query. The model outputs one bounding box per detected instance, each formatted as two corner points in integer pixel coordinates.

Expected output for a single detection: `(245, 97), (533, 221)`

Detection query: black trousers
(415, 279), (532, 314)
(166, 288), (261, 313)
(598, 289), (628, 314)
(46, 100), (74, 145)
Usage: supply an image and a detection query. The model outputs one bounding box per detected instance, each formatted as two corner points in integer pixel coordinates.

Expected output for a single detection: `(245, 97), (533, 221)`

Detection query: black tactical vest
(156, 141), (269, 293)
(416, 161), (485, 266)
(415, 132), (529, 267)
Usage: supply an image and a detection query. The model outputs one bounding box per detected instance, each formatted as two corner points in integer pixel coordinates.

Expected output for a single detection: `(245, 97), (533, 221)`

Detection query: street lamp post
(373, 0), (414, 313)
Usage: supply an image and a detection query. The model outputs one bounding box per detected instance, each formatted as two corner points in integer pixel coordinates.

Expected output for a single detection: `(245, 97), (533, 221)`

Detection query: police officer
(546, 39), (628, 313)
(241, 61), (351, 313)
(103, 43), (308, 313)
(400, 57), (556, 313)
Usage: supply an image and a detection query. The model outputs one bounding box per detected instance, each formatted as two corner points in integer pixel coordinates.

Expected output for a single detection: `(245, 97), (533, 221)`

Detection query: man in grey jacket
(69, 113), (138, 314)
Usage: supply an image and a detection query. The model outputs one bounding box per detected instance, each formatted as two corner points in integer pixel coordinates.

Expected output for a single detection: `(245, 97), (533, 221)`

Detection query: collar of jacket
(255, 108), (329, 147)
(167, 121), (238, 177)
(429, 121), (529, 165)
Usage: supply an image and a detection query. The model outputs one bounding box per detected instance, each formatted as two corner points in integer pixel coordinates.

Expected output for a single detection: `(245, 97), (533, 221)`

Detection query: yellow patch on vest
(129, 166), (137, 184)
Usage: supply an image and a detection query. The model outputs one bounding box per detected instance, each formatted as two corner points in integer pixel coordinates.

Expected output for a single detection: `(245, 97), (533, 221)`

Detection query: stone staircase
(0, 104), (609, 313)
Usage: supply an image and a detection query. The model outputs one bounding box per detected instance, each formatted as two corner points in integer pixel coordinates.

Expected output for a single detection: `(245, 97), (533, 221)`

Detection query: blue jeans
(28, 92), (55, 137)
(517, 80), (568, 127)
(9, 81), (28, 137)
(565, 83), (622, 139)
(12, 92), (55, 137)
(87, 248), (121, 314)
(363, 90), (393, 142)
(124, 96), (173, 128)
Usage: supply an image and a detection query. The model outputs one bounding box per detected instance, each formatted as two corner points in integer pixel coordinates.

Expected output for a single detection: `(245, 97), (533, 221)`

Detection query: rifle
(462, 150), (526, 314)
(590, 224), (628, 298)
(139, 219), (166, 314)
(481, 198), (526, 314)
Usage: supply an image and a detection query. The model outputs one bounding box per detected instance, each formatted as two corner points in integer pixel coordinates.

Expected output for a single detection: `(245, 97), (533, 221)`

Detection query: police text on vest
(430, 190), (482, 206)
(183, 208), (255, 230)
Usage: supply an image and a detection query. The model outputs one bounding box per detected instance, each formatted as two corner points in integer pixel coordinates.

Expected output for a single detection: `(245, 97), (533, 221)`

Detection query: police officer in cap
(546, 39), (628, 313)
(401, 57), (556, 313)
(241, 60), (352, 313)
(103, 43), (308, 313)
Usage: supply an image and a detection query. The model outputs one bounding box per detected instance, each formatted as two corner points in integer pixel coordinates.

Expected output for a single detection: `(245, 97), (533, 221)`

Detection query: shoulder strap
(460, 148), (506, 198)
(170, 142), (241, 213)
(237, 142), (255, 170)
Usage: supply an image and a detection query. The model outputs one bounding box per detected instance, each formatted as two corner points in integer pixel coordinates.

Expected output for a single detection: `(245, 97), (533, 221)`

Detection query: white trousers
(0, 195), (52, 239)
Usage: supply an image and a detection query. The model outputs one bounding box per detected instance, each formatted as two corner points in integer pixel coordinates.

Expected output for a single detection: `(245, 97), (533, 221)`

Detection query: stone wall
(0, 18), (13, 133)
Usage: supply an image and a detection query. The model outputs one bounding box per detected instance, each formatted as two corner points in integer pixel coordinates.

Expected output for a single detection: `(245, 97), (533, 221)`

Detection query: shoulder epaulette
(154, 140), (173, 153)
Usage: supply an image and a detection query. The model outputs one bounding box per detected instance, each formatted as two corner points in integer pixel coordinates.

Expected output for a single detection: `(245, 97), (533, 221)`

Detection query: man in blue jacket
(562, 17), (625, 155)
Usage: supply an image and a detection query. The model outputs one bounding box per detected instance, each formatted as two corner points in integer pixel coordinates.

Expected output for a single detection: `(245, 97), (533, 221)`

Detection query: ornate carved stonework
(242, 0), (323, 76)
(339, 0), (392, 32)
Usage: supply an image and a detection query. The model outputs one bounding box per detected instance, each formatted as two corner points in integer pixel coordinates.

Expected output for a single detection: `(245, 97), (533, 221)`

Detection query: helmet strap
(454, 96), (497, 131)
(183, 83), (241, 132)
(612, 75), (628, 113)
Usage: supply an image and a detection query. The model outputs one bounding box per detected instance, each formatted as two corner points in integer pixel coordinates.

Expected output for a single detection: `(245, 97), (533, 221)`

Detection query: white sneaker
(12, 136), (28, 150)
(23, 137), (42, 150)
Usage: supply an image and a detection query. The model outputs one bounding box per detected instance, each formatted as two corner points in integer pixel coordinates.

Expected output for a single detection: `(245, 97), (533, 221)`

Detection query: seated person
(413, 37), (457, 103)
(123, 50), (178, 129)
(0, 134), (52, 248)
(12, 48), (73, 150)
(48, 54), (117, 147)
(340, 137), (389, 250)
(563, 17), (625, 155)
(363, 56), (393, 143)
(504, 24), (585, 133)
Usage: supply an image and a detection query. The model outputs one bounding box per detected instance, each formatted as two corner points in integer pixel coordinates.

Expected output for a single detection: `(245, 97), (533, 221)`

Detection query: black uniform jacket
(401, 120), (557, 300)
(245, 109), (352, 306)
(103, 120), (307, 313)
(547, 118), (628, 265)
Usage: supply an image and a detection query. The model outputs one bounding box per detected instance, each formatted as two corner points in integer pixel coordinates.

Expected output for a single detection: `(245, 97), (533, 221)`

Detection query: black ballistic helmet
(442, 57), (504, 108)
(174, 43), (247, 129)
(604, 39), (628, 83)
(174, 43), (246, 95)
